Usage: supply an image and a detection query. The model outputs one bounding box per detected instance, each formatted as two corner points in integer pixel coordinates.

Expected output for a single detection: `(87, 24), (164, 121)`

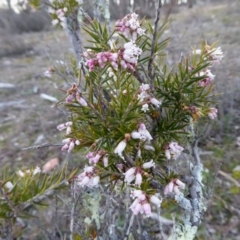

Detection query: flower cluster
(131, 123), (153, 142)
(49, 7), (67, 28)
(130, 190), (162, 217)
(118, 41), (142, 71)
(124, 160), (155, 186)
(137, 84), (162, 112)
(77, 166), (100, 187)
(208, 107), (218, 120)
(57, 121), (72, 135)
(194, 46), (223, 87)
(85, 41), (142, 72)
(86, 151), (108, 165)
(164, 179), (185, 195)
(61, 138), (80, 153)
(115, 13), (145, 41)
(17, 166), (41, 177)
(65, 84), (87, 106)
(165, 142), (184, 160)
(198, 69), (215, 87)
(86, 52), (118, 72)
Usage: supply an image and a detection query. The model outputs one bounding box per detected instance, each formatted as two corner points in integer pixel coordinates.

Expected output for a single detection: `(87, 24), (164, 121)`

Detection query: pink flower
(77, 96), (88, 106)
(130, 190), (161, 217)
(85, 51), (119, 72)
(208, 107), (218, 119)
(115, 13), (145, 41)
(89, 153), (101, 164)
(57, 121), (72, 135)
(77, 166), (100, 187)
(165, 142), (184, 160)
(61, 138), (80, 153)
(164, 179), (185, 195)
(124, 160), (155, 186)
(124, 167), (143, 186)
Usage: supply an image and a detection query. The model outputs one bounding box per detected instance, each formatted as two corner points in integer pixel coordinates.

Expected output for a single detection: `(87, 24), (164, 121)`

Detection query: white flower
(103, 156), (108, 167)
(193, 49), (202, 55)
(52, 19), (59, 26)
(131, 131), (141, 139)
(5, 181), (14, 191)
(144, 145), (155, 151)
(48, 7), (55, 14)
(114, 140), (127, 159)
(150, 195), (162, 207)
(141, 103), (149, 112)
(150, 98), (161, 108)
(123, 41), (142, 64)
(142, 160), (155, 169)
(209, 47), (223, 62)
(17, 170), (25, 177)
(124, 167), (136, 184)
(135, 173), (142, 186)
(138, 123), (153, 142)
(33, 166), (41, 176)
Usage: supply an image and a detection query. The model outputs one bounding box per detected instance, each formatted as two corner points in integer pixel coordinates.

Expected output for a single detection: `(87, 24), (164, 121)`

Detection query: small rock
(42, 158), (59, 173)
(40, 93), (58, 102)
(0, 83), (15, 88)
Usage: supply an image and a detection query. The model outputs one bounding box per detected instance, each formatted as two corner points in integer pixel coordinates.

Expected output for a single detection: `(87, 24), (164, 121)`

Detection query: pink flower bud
(143, 202), (151, 216)
(68, 141), (75, 153)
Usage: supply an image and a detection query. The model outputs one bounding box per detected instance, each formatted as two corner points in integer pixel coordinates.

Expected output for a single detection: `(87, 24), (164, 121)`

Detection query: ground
(0, 1), (240, 239)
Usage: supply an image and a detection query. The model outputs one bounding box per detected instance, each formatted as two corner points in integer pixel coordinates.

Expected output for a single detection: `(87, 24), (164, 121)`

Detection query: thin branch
(124, 213), (135, 240)
(65, 8), (84, 67)
(148, 0), (162, 80)
(22, 143), (63, 151)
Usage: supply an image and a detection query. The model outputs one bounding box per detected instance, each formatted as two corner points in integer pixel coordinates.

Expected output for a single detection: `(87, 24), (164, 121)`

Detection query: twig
(133, 69), (147, 84)
(122, 186), (130, 235)
(65, 8), (84, 67)
(148, 0), (162, 80)
(157, 206), (166, 240)
(70, 180), (76, 240)
(122, 151), (134, 166)
(124, 213), (134, 240)
(22, 143), (63, 151)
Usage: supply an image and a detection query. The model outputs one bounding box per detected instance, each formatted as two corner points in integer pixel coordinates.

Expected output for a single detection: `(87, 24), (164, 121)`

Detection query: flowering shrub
(49, 1), (222, 236)
(0, 0), (224, 239)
